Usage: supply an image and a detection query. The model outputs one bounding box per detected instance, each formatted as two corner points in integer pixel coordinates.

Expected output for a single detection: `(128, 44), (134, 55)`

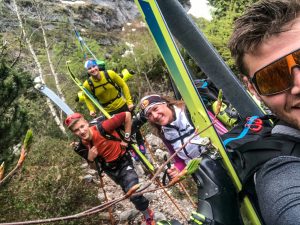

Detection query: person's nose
(291, 66), (300, 95)
(79, 127), (86, 135)
(152, 111), (159, 119)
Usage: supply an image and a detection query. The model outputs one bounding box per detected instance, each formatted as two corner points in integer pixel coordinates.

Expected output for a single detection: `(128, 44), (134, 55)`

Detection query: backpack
(221, 117), (300, 215)
(221, 116), (273, 182)
(89, 115), (122, 142)
(87, 70), (122, 106)
(194, 79), (220, 105)
(194, 79), (240, 128)
(222, 116), (300, 186)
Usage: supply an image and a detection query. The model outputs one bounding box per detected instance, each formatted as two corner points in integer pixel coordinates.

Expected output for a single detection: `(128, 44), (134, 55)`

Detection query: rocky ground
(80, 134), (198, 225)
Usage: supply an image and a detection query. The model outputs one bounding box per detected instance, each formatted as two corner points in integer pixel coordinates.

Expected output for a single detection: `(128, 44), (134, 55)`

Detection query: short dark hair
(228, 0), (300, 75)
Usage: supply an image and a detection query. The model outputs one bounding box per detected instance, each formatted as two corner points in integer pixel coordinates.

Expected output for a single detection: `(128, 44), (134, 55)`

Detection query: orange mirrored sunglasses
(251, 48), (300, 96)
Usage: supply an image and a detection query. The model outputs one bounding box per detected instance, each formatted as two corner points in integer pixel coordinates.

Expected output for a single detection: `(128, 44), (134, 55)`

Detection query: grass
(0, 136), (104, 225)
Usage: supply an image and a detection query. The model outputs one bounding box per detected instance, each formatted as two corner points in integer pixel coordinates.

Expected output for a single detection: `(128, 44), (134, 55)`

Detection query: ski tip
(34, 83), (44, 90)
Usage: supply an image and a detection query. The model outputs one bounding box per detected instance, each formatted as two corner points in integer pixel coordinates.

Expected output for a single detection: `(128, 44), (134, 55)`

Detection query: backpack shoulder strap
(104, 71), (121, 96)
(238, 137), (295, 154)
(184, 107), (194, 127)
(87, 77), (95, 96)
(87, 71), (121, 97)
(96, 121), (122, 142)
(74, 140), (89, 160)
(74, 140), (104, 171)
(233, 134), (300, 185)
(164, 123), (179, 130)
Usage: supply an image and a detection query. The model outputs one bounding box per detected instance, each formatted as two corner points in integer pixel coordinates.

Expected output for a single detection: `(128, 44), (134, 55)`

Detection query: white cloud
(188, 0), (212, 20)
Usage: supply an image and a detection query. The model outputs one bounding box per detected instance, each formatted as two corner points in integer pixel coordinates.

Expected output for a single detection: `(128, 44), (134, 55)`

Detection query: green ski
(155, 0), (264, 118)
(134, 0), (261, 224)
(66, 61), (154, 172)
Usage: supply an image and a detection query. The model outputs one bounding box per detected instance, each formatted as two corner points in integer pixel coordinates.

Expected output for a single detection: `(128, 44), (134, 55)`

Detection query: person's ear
(242, 75), (261, 101)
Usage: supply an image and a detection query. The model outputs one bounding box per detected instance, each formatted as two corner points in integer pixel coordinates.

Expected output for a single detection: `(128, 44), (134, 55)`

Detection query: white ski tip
(34, 83), (44, 90)
(33, 76), (42, 84)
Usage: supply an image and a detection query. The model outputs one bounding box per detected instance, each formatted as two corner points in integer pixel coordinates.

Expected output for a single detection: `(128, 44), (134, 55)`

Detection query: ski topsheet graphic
(155, 0), (264, 118)
(34, 80), (74, 116)
(66, 61), (155, 172)
(134, 0), (262, 224)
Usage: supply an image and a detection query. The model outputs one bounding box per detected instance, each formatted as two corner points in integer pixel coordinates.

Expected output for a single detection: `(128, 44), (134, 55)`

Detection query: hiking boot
(143, 209), (155, 225)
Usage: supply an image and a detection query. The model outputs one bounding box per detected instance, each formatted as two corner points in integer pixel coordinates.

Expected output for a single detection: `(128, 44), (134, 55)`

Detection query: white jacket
(162, 106), (204, 164)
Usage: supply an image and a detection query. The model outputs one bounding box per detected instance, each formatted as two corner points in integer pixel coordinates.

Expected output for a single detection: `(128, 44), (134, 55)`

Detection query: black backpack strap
(104, 70), (122, 96)
(238, 137), (297, 155)
(233, 135), (299, 185)
(101, 95), (122, 107)
(87, 77), (95, 96)
(96, 122), (122, 142)
(237, 136), (300, 217)
(73, 140), (104, 170)
(88, 71), (120, 92)
(162, 124), (194, 159)
(74, 140), (89, 160)
(87, 71), (123, 107)
(164, 124), (195, 144)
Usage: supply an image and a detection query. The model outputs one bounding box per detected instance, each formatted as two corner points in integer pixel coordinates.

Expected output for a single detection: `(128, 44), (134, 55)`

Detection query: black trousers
(103, 155), (149, 211)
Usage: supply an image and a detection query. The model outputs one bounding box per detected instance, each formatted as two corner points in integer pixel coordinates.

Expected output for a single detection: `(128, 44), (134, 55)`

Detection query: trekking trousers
(104, 155), (149, 211)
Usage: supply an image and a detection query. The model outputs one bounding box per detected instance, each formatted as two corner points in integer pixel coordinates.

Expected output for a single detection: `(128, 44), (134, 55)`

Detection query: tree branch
(0, 130), (33, 186)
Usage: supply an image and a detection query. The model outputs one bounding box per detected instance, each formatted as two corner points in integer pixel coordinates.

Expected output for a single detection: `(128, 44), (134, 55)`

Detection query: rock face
(1, 0), (139, 32)
(1, 0), (190, 33)
(68, 0), (141, 31)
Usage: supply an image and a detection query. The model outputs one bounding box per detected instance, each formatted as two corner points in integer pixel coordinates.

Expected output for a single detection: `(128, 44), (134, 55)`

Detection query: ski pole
(163, 155), (197, 209)
(142, 134), (156, 164)
(94, 159), (115, 225)
(74, 29), (87, 60)
(74, 29), (98, 60)
(131, 108), (156, 164)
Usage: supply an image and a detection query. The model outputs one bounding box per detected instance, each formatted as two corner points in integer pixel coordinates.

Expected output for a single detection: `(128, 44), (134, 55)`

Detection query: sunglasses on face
(250, 48), (300, 96)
